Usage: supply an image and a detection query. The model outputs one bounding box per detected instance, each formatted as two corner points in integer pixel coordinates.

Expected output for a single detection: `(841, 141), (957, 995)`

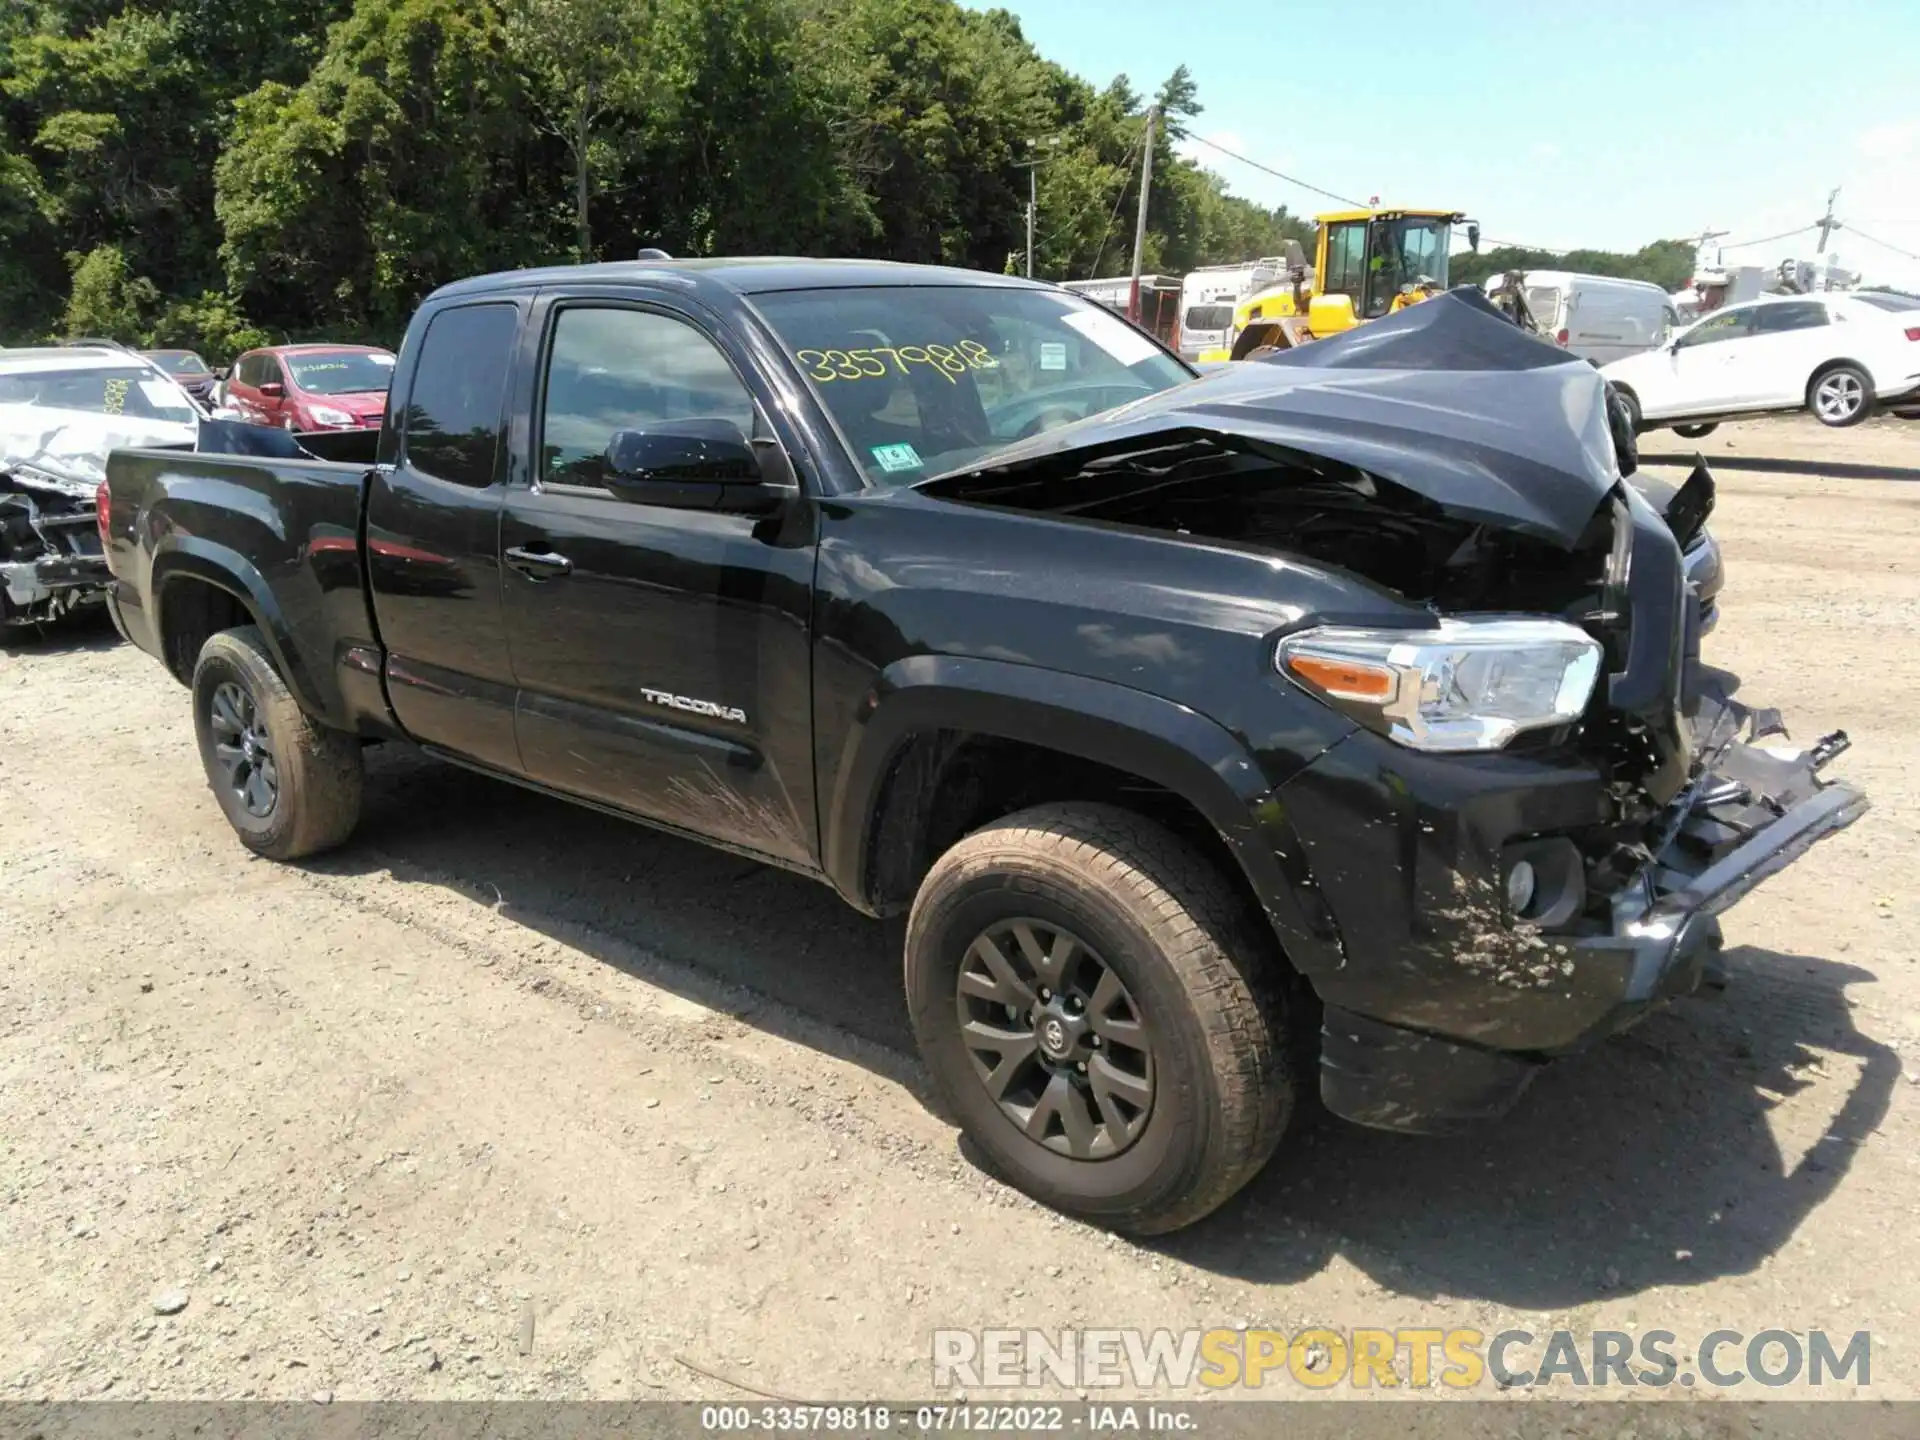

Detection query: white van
(1485, 271), (1677, 366)
(1177, 259), (1288, 361)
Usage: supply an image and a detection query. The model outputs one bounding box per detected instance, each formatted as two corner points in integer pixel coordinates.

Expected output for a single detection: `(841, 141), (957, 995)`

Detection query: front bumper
(1289, 675), (1866, 1135)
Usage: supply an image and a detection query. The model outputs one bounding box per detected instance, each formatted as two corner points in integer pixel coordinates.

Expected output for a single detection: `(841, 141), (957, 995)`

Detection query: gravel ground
(2, 414), (1917, 1406)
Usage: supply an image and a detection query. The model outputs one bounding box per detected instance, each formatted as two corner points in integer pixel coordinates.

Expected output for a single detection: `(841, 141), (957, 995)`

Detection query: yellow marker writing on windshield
(795, 341), (997, 386)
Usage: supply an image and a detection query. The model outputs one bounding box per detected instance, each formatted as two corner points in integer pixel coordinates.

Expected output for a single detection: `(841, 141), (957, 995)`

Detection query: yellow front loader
(1201, 208), (1479, 361)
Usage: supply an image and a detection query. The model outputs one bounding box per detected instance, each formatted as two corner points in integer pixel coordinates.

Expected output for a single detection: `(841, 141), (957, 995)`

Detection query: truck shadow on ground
(329, 743), (1899, 1314)
(1640, 451), (1920, 482)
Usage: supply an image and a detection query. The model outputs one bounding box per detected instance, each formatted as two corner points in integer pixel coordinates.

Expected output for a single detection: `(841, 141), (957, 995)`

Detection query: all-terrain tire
(905, 802), (1295, 1234)
(190, 625), (363, 860)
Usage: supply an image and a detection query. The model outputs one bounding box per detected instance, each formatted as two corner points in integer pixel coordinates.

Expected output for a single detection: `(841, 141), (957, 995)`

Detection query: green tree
(216, 0), (551, 337)
(59, 242), (157, 341)
(501, 0), (652, 261)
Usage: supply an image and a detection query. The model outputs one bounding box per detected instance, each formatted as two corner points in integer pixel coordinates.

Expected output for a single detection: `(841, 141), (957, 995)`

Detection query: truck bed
(103, 442), (388, 735)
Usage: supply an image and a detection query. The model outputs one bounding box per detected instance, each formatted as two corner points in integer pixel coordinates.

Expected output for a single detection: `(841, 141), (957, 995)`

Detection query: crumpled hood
(932, 289), (1622, 549)
(1, 404), (199, 491)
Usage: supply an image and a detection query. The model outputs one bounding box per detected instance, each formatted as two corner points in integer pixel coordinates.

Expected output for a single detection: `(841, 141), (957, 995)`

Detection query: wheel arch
(822, 655), (1342, 975)
(151, 539), (327, 720)
(1806, 355), (1873, 394)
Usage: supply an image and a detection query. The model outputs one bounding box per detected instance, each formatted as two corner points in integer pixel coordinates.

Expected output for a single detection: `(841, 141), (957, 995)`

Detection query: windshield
(1183, 304), (1234, 332)
(148, 351), (211, 376)
(286, 351), (396, 395)
(1364, 217), (1452, 316)
(0, 365), (197, 423)
(751, 285), (1192, 486)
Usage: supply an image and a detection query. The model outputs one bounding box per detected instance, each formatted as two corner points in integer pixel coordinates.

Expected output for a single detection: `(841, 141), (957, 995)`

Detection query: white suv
(1601, 293), (1920, 435)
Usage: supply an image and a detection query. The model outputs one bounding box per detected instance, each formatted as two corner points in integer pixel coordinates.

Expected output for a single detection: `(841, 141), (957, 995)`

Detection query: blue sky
(961, 0), (1920, 289)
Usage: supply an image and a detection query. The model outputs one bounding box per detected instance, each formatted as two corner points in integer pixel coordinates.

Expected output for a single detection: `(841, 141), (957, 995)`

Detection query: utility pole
(1129, 105), (1157, 318)
(1816, 187), (1842, 253)
(1027, 164), (1036, 278)
(1015, 136), (1059, 279)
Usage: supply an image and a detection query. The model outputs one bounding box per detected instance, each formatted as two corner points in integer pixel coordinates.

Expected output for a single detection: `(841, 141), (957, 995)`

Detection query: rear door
(1741, 300), (1833, 406)
(498, 290), (820, 867)
(364, 300), (527, 771)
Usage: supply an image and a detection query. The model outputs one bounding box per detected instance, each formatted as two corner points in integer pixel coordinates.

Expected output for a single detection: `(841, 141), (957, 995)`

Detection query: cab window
(1752, 301), (1828, 334)
(1320, 222), (1367, 308)
(1677, 309), (1752, 348)
(537, 307), (756, 489)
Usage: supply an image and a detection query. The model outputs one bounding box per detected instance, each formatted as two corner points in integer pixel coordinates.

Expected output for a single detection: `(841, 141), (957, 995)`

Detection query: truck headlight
(1276, 618), (1603, 753)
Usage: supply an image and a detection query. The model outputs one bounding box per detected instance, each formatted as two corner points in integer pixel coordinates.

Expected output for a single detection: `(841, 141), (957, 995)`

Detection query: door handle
(505, 546), (574, 579)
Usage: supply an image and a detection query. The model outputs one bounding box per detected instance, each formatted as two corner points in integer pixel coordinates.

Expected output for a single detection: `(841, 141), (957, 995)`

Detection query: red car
(224, 343), (395, 432)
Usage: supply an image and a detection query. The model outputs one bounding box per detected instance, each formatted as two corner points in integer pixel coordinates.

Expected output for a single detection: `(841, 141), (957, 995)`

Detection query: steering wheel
(1015, 403), (1086, 440)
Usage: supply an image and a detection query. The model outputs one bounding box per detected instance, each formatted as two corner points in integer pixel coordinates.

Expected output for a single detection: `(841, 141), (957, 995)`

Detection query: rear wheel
(191, 625), (363, 860)
(905, 802), (1294, 1234)
(1673, 421), (1718, 439)
(1810, 364), (1873, 427)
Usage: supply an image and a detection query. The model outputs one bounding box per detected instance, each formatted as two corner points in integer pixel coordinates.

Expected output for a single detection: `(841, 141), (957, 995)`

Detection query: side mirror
(604, 420), (791, 515)
(259, 382), (284, 399)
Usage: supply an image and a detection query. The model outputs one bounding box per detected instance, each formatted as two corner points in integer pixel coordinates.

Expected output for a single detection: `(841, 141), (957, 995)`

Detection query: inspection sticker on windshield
(870, 443), (923, 474)
(1039, 342), (1068, 371)
(1060, 309), (1158, 366)
(139, 380), (182, 408)
(371, 354), (396, 366)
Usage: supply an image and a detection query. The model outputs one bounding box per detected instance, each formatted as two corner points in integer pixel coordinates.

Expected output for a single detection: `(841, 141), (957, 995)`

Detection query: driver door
(1652, 306), (1754, 417)
(499, 293), (821, 867)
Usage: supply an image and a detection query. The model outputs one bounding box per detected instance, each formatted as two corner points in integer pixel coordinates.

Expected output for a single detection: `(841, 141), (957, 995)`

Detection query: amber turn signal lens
(1283, 652), (1396, 702)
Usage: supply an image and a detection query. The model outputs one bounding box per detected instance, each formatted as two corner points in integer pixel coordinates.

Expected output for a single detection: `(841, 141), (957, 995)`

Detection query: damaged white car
(1, 347), (200, 628)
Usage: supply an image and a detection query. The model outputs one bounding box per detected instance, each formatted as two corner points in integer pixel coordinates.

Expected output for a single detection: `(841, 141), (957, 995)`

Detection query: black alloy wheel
(207, 679), (280, 818)
(956, 917), (1154, 1160)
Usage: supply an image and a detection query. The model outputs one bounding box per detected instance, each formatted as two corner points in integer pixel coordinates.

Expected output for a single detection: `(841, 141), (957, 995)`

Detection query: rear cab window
(750, 285), (1191, 486)
(402, 304), (520, 487)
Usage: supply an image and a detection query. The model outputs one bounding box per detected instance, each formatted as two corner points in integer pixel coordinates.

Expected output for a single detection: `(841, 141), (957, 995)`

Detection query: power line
(1081, 125), (1148, 280)
(1720, 225), (1818, 250)
(1180, 132), (1365, 209)
(1037, 123), (1142, 270)
(1846, 226), (1920, 263)
(1474, 237), (1571, 254)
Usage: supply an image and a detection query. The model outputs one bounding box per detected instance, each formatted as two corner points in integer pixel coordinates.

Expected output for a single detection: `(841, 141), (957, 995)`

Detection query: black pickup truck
(102, 262), (1864, 1234)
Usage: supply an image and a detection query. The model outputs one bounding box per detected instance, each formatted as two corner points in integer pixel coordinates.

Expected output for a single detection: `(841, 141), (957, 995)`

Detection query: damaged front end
(925, 291), (1867, 1135)
(1, 464), (109, 628)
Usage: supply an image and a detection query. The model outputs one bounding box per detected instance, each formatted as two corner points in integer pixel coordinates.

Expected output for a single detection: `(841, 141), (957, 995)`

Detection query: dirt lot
(3, 414), (1918, 1405)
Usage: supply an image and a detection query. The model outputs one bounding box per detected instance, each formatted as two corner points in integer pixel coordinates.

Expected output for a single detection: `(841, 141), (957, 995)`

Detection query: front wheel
(191, 625), (364, 860)
(1810, 364), (1873, 427)
(1673, 421), (1718, 439)
(905, 802), (1295, 1234)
